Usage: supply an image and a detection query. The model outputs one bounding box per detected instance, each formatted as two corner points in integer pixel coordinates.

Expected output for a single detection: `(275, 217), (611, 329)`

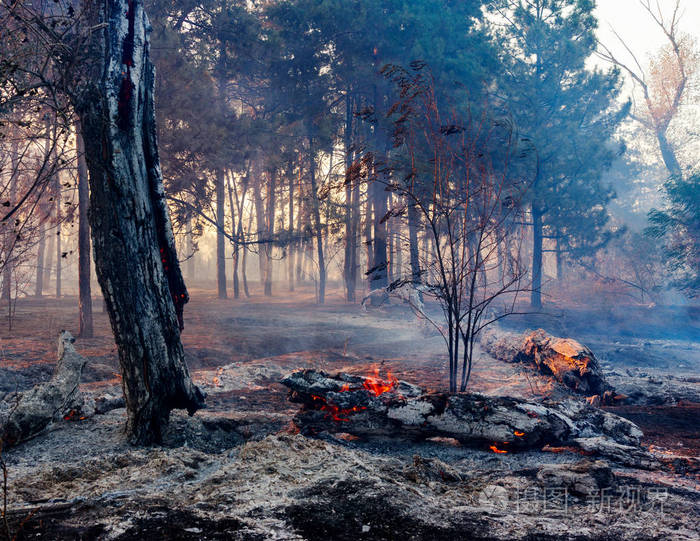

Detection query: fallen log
(481, 328), (614, 401)
(1, 331), (90, 447)
(281, 370), (655, 467)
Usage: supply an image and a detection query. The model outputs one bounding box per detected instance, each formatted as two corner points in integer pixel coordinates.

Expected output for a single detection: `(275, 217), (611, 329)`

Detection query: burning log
(1, 331), (91, 447)
(282, 370), (654, 466)
(481, 328), (614, 401)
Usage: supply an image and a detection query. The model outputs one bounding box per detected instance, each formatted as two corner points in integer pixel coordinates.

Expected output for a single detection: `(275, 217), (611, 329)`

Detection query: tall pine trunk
(75, 0), (203, 444)
(368, 166), (388, 296)
(263, 168), (276, 296)
(308, 137), (325, 304)
(76, 120), (93, 338)
(531, 204), (543, 309)
(226, 175), (239, 299)
(287, 165), (295, 292)
(343, 91), (357, 302)
(215, 169), (227, 299)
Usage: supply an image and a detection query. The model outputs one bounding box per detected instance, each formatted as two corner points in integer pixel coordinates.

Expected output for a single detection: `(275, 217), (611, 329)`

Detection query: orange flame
(489, 444), (508, 454)
(362, 370), (398, 397)
(213, 376), (220, 386)
(514, 431), (525, 437)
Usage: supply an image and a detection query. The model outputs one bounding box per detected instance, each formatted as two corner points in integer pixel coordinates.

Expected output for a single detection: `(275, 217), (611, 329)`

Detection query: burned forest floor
(1, 284), (699, 540)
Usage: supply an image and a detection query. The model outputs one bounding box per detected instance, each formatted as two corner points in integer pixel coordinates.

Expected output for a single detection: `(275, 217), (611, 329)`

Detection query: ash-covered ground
(1, 286), (698, 540)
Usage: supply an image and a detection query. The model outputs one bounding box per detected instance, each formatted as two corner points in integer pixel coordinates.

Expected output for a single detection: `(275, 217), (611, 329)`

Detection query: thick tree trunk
(76, 121), (93, 338)
(74, 0), (204, 444)
(531, 204), (543, 309)
(216, 169), (227, 299)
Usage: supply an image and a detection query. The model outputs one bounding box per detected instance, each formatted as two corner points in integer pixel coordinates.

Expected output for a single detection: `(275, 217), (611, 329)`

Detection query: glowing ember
(514, 431), (525, 437)
(362, 370), (398, 397)
(311, 394), (366, 422)
(489, 444), (508, 454)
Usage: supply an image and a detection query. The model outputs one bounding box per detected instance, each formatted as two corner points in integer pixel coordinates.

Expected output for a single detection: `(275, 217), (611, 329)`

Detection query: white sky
(594, 0), (700, 70)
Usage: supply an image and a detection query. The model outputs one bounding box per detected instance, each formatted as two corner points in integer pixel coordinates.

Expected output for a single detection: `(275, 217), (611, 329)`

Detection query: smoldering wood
(282, 369), (656, 467)
(1, 331), (88, 447)
(481, 328), (613, 400)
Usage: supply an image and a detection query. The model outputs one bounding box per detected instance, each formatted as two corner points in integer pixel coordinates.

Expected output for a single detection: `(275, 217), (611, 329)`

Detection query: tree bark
(407, 202), (421, 288)
(185, 217), (194, 282)
(215, 168), (227, 299)
(55, 173), (61, 299)
(287, 164), (295, 292)
(74, 0), (204, 445)
(226, 175), (240, 299)
(308, 137), (325, 304)
(656, 131), (682, 179)
(2, 138), (19, 301)
(263, 168), (276, 297)
(368, 170), (388, 295)
(343, 92), (355, 302)
(531, 203), (543, 309)
(76, 120), (93, 338)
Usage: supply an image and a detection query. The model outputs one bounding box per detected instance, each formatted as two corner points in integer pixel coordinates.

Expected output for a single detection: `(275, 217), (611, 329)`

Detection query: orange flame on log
(514, 431), (525, 437)
(362, 370), (398, 397)
(489, 444), (508, 454)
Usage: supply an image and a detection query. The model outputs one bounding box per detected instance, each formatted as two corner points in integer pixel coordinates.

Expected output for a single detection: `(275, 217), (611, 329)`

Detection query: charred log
(281, 370), (654, 467)
(481, 328), (614, 400)
(1, 332), (89, 447)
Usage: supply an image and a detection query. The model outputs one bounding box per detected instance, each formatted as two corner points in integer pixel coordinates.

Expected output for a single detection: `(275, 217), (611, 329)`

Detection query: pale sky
(594, 0), (700, 70)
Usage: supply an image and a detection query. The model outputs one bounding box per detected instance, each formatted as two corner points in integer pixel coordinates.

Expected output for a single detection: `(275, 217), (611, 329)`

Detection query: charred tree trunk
(531, 203), (543, 309)
(226, 175), (240, 299)
(76, 121), (93, 338)
(343, 92), (356, 302)
(55, 175), (61, 299)
(308, 137), (325, 304)
(368, 170), (388, 296)
(2, 139), (19, 301)
(185, 217), (194, 282)
(407, 202), (422, 288)
(242, 209), (253, 297)
(253, 178), (266, 287)
(295, 179), (304, 283)
(215, 169), (227, 299)
(287, 165), (295, 292)
(263, 168), (276, 297)
(74, 0), (204, 445)
(35, 217), (46, 297)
